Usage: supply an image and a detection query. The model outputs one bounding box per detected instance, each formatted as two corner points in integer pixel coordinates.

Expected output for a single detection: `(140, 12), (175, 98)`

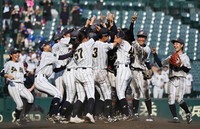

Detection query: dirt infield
(1, 117), (199, 129)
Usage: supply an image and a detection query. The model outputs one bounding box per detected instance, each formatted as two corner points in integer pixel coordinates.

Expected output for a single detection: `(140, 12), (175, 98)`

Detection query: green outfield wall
(0, 97), (199, 122)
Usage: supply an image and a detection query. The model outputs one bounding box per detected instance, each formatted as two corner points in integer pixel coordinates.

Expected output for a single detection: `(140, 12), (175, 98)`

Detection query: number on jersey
(74, 48), (83, 61)
(92, 48), (98, 58)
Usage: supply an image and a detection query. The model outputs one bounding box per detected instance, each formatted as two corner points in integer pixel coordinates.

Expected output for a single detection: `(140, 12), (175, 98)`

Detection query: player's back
(115, 40), (131, 66)
(35, 52), (58, 77)
(74, 38), (95, 68)
(92, 41), (113, 69)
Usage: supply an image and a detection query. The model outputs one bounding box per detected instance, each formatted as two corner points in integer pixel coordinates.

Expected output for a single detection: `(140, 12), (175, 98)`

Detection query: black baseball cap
(61, 28), (73, 36)
(171, 37), (184, 44)
(71, 29), (79, 37)
(137, 30), (147, 37)
(54, 33), (62, 41)
(10, 48), (20, 54)
(116, 30), (125, 38)
(99, 28), (109, 37)
(38, 40), (50, 50)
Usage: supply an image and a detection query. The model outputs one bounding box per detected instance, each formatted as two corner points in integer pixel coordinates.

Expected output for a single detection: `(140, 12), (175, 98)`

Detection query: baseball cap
(38, 40), (50, 50)
(61, 28), (73, 36)
(54, 33), (62, 41)
(171, 37), (184, 44)
(99, 28), (109, 37)
(116, 30), (125, 38)
(71, 29), (79, 37)
(10, 48), (20, 54)
(137, 30), (147, 37)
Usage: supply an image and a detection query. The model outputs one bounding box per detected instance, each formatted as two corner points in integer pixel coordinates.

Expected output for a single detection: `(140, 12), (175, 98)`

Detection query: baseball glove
(169, 53), (182, 67)
(142, 69), (153, 80)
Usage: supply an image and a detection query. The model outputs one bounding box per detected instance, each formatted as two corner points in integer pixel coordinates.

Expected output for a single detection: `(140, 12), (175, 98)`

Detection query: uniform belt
(116, 64), (129, 68)
(13, 81), (24, 84)
(75, 67), (87, 70)
(35, 74), (47, 78)
(67, 69), (71, 71)
(130, 67), (143, 71)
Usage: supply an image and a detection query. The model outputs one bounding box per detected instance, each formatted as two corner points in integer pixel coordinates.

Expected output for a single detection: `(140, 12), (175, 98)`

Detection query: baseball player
(114, 30), (132, 120)
(152, 38), (192, 124)
(130, 30), (154, 121)
(34, 40), (74, 123)
(51, 33), (66, 96)
(70, 16), (100, 123)
(151, 68), (165, 98)
(2, 48), (34, 126)
(92, 27), (121, 122)
(59, 28), (80, 123)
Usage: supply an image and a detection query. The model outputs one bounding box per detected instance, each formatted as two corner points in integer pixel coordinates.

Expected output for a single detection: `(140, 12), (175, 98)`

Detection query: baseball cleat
(122, 114), (133, 121)
(70, 116), (84, 123)
(14, 119), (23, 126)
(186, 113), (192, 124)
(132, 113), (140, 121)
(85, 113), (95, 123)
(146, 114), (154, 122)
(46, 115), (57, 124)
(59, 117), (69, 124)
(21, 116), (31, 123)
(103, 116), (117, 123)
(170, 117), (180, 123)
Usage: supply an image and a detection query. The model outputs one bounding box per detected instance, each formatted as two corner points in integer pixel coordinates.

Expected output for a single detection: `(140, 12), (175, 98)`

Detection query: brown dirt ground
(0, 117), (199, 129)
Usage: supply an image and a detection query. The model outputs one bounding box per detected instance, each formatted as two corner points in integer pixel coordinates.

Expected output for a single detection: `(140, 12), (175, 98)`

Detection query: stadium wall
(0, 97), (199, 122)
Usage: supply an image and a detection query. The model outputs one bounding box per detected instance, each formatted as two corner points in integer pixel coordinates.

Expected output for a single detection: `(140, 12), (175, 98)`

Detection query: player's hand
(151, 48), (157, 54)
(107, 13), (114, 21)
(96, 25), (101, 32)
(85, 18), (91, 27)
(90, 15), (96, 25)
(6, 74), (14, 80)
(100, 15), (105, 23)
(132, 13), (137, 22)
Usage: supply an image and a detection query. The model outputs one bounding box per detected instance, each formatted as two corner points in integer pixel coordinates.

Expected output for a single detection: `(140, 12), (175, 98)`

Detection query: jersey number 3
(92, 48), (98, 58)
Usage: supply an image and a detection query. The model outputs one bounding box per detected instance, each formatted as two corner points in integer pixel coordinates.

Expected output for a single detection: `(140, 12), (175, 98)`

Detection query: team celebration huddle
(1, 12), (193, 126)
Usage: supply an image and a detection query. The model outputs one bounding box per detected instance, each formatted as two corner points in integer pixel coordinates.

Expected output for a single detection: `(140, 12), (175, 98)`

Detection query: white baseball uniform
(151, 72), (165, 98)
(4, 61), (34, 111)
(130, 40), (153, 118)
(92, 41), (114, 100)
(185, 73), (193, 94)
(52, 38), (70, 95)
(34, 52), (62, 100)
(114, 39), (132, 117)
(161, 53), (191, 104)
(73, 38), (95, 100)
(130, 40), (151, 99)
(161, 68), (169, 94)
